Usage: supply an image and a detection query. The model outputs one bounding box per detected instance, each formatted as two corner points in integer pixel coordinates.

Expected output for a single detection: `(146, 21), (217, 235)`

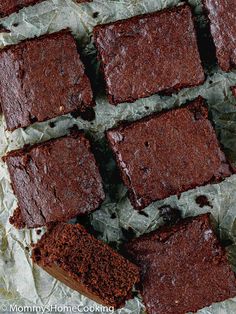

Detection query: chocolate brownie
(204, 0), (236, 71)
(0, 29), (94, 131)
(32, 223), (140, 308)
(93, 4), (204, 105)
(4, 131), (105, 228)
(106, 97), (234, 210)
(0, 0), (91, 17)
(124, 213), (236, 314)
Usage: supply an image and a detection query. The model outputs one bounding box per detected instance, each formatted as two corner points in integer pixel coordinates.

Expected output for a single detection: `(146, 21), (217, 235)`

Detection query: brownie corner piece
(124, 213), (236, 314)
(106, 97), (234, 210)
(93, 4), (204, 105)
(0, 29), (94, 131)
(5, 131), (105, 228)
(32, 223), (140, 308)
(204, 0), (236, 71)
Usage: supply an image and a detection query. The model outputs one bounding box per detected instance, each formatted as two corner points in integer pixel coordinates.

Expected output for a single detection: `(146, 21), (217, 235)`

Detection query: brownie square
(204, 0), (236, 72)
(4, 131), (105, 228)
(0, 29), (94, 131)
(124, 213), (236, 314)
(93, 4), (204, 105)
(106, 97), (234, 210)
(32, 223), (140, 308)
(0, 0), (91, 17)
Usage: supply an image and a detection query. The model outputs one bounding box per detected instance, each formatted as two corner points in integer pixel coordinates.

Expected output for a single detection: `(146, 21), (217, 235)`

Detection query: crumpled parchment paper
(0, 0), (236, 313)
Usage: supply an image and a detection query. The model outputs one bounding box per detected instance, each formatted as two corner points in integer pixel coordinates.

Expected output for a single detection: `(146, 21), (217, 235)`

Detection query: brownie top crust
(0, 29), (94, 131)
(106, 97), (234, 210)
(124, 213), (236, 314)
(4, 131), (105, 228)
(32, 223), (140, 308)
(204, 0), (236, 72)
(93, 4), (204, 105)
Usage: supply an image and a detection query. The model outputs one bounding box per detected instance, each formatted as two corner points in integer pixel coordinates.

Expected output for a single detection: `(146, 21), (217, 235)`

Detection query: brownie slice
(4, 131), (105, 228)
(0, 0), (91, 17)
(204, 0), (236, 72)
(93, 4), (204, 105)
(124, 213), (236, 314)
(32, 223), (140, 308)
(0, 29), (94, 131)
(106, 97), (234, 210)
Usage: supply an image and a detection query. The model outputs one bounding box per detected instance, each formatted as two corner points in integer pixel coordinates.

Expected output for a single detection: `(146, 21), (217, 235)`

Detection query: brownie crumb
(0, 25), (10, 33)
(36, 229), (42, 235)
(49, 121), (56, 128)
(138, 211), (149, 218)
(195, 195), (213, 208)
(122, 227), (136, 241)
(71, 107), (95, 121)
(93, 12), (99, 18)
(159, 206), (182, 225)
(231, 86), (236, 98)
(9, 208), (26, 229)
(110, 213), (117, 219)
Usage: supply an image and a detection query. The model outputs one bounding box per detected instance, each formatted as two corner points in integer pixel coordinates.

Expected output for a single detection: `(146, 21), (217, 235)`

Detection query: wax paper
(0, 0), (236, 313)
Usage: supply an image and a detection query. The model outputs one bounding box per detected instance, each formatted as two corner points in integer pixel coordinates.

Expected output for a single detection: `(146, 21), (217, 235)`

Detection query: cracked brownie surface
(94, 4), (204, 105)
(4, 131), (105, 228)
(106, 97), (234, 209)
(124, 214), (236, 314)
(0, 29), (94, 131)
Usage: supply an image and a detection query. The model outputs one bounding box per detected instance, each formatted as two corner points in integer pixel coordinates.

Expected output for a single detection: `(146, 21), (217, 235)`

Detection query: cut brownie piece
(106, 97), (234, 210)
(4, 131), (105, 228)
(93, 4), (204, 105)
(204, 0), (236, 72)
(124, 213), (236, 314)
(0, 29), (94, 131)
(0, 0), (91, 17)
(32, 223), (140, 308)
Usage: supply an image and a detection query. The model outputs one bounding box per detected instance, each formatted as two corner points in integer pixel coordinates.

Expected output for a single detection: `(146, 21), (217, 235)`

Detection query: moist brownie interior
(124, 213), (236, 314)
(32, 223), (140, 308)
